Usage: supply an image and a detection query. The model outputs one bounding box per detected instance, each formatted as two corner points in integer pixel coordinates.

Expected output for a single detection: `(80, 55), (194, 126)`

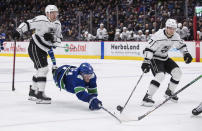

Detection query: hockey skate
(192, 103), (202, 116)
(28, 85), (37, 101)
(142, 93), (155, 107)
(36, 91), (51, 104)
(164, 88), (178, 102)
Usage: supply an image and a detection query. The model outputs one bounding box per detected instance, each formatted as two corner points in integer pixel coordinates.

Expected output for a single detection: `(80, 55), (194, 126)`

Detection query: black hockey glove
(89, 98), (102, 111)
(44, 33), (54, 43)
(12, 30), (20, 40)
(184, 53), (192, 64)
(141, 59), (150, 73)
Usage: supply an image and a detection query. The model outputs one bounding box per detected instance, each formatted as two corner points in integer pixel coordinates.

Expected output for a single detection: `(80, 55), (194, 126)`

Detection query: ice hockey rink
(0, 56), (202, 131)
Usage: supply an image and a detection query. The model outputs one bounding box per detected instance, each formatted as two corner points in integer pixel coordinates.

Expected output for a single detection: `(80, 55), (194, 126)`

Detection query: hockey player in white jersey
(96, 23), (108, 41)
(141, 19), (193, 107)
(192, 102), (202, 115)
(12, 5), (62, 104)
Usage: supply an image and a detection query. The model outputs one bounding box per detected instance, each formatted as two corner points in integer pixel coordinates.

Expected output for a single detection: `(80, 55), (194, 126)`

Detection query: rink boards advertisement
(0, 41), (201, 62)
(104, 41), (144, 60)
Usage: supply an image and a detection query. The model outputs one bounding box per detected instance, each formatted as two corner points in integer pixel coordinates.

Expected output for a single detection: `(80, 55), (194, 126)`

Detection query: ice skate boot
(142, 93), (155, 107)
(164, 88), (178, 102)
(28, 85), (37, 101)
(36, 91), (51, 104)
(192, 103), (202, 116)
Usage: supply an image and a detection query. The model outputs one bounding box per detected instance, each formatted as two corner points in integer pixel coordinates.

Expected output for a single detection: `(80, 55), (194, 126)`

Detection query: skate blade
(28, 96), (37, 101)
(141, 101), (154, 107)
(36, 99), (51, 104)
(164, 95), (178, 103)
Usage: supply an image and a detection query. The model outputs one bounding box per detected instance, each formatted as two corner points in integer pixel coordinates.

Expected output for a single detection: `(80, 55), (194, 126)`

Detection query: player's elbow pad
(17, 22), (30, 34)
(144, 48), (154, 60)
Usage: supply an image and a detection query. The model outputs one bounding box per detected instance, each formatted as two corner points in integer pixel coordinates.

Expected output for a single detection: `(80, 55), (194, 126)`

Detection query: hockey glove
(44, 33), (54, 43)
(141, 59), (150, 73)
(12, 30), (20, 40)
(184, 53), (192, 64)
(89, 97), (102, 110)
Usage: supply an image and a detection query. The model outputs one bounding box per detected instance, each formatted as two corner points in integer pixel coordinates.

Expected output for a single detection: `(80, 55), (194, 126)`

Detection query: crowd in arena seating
(0, 0), (201, 41)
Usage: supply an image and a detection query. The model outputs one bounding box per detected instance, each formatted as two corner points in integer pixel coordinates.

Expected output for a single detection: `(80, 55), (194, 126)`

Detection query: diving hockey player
(12, 5), (62, 104)
(192, 102), (202, 116)
(52, 63), (102, 110)
(141, 18), (193, 107)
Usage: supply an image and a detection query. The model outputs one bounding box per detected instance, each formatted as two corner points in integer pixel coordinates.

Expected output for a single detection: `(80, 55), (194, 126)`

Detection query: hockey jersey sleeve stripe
(60, 80), (65, 89)
(87, 88), (97, 94)
(144, 48), (155, 53)
(74, 87), (85, 94)
(29, 20), (49, 24)
(25, 21), (30, 31)
(37, 77), (47, 82)
(177, 45), (186, 50)
(153, 54), (168, 60)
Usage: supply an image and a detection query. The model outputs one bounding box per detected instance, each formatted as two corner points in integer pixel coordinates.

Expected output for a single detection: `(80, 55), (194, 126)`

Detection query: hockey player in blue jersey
(52, 63), (102, 110)
(0, 32), (6, 52)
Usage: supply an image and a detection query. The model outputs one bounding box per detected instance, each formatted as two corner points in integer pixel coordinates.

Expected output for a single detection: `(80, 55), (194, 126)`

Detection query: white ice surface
(0, 56), (202, 131)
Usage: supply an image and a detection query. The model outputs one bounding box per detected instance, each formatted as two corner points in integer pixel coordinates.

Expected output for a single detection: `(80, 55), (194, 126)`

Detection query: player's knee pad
(154, 72), (165, 83)
(37, 66), (49, 77)
(170, 67), (182, 81)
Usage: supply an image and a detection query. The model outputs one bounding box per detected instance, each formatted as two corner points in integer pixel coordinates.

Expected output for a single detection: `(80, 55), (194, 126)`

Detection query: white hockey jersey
(16, 15), (62, 52)
(144, 28), (188, 61)
(96, 28), (108, 40)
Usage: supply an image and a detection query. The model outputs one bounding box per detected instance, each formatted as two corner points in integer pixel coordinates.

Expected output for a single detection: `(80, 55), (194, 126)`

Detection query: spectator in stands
(145, 30), (150, 41)
(114, 28), (121, 41)
(120, 27), (128, 41)
(136, 30), (146, 41)
(181, 21), (190, 41)
(83, 31), (96, 41)
(176, 23), (182, 37)
(0, 0), (198, 41)
(108, 24), (115, 41)
(96, 23), (108, 41)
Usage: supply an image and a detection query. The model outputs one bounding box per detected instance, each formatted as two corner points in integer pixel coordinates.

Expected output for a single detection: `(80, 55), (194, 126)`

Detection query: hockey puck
(117, 105), (123, 111)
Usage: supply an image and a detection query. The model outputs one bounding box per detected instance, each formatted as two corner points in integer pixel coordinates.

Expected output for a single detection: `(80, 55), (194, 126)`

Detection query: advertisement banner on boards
(54, 41), (101, 56)
(104, 41), (145, 57)
(0, 42), (28, 54)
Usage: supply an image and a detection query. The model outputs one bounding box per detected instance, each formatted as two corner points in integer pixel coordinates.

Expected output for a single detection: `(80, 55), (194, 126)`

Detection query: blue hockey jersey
(53, 65), (98, 103)
(0, 33), (5, 50)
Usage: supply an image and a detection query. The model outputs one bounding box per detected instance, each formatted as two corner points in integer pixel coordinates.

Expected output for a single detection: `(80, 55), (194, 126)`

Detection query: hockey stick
(101, 106), (122, 123)
(54, 45), (67, 48)
(12, 40), (17, 91)
(117, 71), (145, 113)
(138, 75), (202, 121)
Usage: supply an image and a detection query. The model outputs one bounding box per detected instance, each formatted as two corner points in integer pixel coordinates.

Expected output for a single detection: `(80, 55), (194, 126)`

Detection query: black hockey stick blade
(138, 75), (202, 121)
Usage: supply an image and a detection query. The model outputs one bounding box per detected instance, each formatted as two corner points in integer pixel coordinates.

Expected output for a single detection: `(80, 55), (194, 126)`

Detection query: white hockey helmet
(178, 23), (182, 28)
(45, 5), (58, 14)
(165, 19), (177, 29)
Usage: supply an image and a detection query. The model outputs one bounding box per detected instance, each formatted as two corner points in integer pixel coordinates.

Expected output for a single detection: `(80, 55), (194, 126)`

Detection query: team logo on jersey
(161, 46), (171, 53)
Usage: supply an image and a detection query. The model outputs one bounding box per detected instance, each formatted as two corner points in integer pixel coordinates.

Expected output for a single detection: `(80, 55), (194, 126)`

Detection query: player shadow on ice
(50, 100), (90, 112)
